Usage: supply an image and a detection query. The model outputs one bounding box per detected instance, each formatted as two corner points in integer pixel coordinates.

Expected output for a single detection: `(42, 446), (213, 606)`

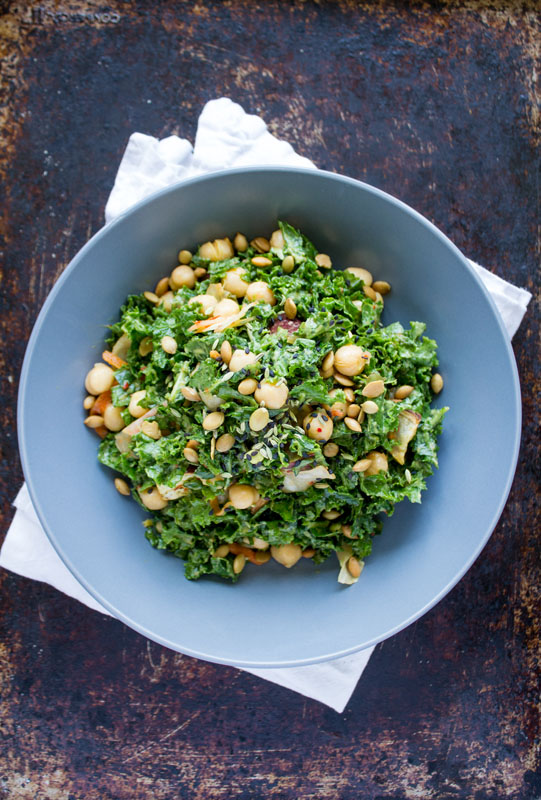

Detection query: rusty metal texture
(0, 1), (539, 798)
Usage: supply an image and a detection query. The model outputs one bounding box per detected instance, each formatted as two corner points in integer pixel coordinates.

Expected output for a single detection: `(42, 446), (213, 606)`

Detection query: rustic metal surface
(0, 1), (539, 798)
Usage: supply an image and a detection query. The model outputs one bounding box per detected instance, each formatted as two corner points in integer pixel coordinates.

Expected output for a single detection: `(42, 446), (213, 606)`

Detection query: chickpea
(188, 294), (218, 316)
(345, 267), (373, 286)
(213, 298), (240, 317)
(154, 276), (170, 297)
(254, 380), (289, 410)
(323, 442), (339, 457)
(84, 363), (115, 395)
(103, 404), (125, 432)
(199, 238), (234, 261)
(223, 268), (249, 298)
(158, 291), (174, 312)
(270, 544), (303, 568)
(178, 249), (193, 264)
(139, 486), (168, 510)
(229, 484), (260, 509)
(324, 389), (347, 419)
(238, 377), (258, 395)
(245, 281), (276, 306)
(169, 265), (195, 290)
(138, 337), (153, 357)
(270, 229), (285, 249)
(141, 420), (161, 439)
(303, 409), (334, 442)
(229, 349), (259, 372)
(233, 232), (249, 252)
(128, 390), (148, 418)
(364, 451), (389, 476)
(334, 345), (369, 377)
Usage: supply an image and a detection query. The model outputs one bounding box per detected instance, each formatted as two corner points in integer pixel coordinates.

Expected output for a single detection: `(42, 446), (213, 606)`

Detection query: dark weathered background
(0, 1), (539, 798)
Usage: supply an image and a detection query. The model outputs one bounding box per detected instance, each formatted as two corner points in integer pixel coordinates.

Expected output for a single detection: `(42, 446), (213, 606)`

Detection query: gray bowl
(18, 167), (521, 668)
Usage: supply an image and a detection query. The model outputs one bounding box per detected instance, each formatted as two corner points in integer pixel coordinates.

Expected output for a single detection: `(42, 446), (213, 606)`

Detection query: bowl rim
(17, 166), (522, 667)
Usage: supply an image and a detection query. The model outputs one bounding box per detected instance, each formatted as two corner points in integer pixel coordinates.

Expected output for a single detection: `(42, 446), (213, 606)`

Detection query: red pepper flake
(317, 427), (322, 432)
(122, 381), (129, 390)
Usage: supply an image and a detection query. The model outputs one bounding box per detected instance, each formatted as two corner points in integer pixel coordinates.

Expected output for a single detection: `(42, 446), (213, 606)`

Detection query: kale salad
(82, 222), (447, 584)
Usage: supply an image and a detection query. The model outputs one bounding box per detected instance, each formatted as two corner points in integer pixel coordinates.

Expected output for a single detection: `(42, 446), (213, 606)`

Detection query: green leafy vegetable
(90, 223), (447, 584)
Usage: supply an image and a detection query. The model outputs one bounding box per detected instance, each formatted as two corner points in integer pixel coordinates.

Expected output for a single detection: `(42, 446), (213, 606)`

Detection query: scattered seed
(233, 553), (246, 574)
(84, 415), (104, 428)
(203, 411), (225, 431)
(114, 477), (130, 496)
(251, 256), (273, 267)
(363, 285), (377, 301)
(341, 524), (354, 538)
(83, 395), (95, 410)
(353, 458), (372, 472)
(220, 340), (232, 364)
(323, 442), (339, 457)
(347, 403), (361, 418)
(322, 510), (341, 520)
(344, 417), (362, 432)
(251, 236), (270, 253)
(209, 349), (220, 359)
(372, 280), (391, 295)
(322, 351), (335, 372)
(362, 380), (385, 398)
(395, 385), (414, 400)
(249, 407), (270, 432)
(213, 544), (230, 558)
(183, 446), (199, 464)
(216, 433), (235, 453)
(405, 468), (412, 483)
(238, 378), (258, 395)
(431, 373), (444, 393)
(181, 386), (200, 402)
(161, 335), (178, 354)
(284, 297), (297, 319)
(282, 255), (295, 273)
(347, 556), (362, 578)
(315, 253), (332, 269)
(361, 400), (379, 414)
(334, 372), (355, 387)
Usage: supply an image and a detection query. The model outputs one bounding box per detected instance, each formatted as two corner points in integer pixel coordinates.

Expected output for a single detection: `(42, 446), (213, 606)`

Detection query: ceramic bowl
(18, 167), (521, 667)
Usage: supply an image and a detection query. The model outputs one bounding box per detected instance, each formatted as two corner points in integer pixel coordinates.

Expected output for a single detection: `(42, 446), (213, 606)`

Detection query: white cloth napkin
(2, 98), (531, 713)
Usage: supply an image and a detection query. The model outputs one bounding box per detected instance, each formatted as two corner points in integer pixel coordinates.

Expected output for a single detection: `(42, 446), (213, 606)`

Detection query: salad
(83, 222), (447, 584)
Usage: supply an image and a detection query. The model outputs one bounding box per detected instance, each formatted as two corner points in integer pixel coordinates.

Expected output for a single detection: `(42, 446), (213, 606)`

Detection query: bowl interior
(19, 168), (520, 667)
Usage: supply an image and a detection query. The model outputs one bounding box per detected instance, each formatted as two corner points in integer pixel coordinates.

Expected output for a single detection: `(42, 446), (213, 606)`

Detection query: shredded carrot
(91, 390), (112, 416)
(94, 425), (109, 439)
(102, 350), (126, 369)
(229, 542), (265, 565)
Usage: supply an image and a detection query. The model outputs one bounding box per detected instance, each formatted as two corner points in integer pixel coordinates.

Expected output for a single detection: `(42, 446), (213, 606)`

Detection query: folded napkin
(2, 99), (531, 713)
